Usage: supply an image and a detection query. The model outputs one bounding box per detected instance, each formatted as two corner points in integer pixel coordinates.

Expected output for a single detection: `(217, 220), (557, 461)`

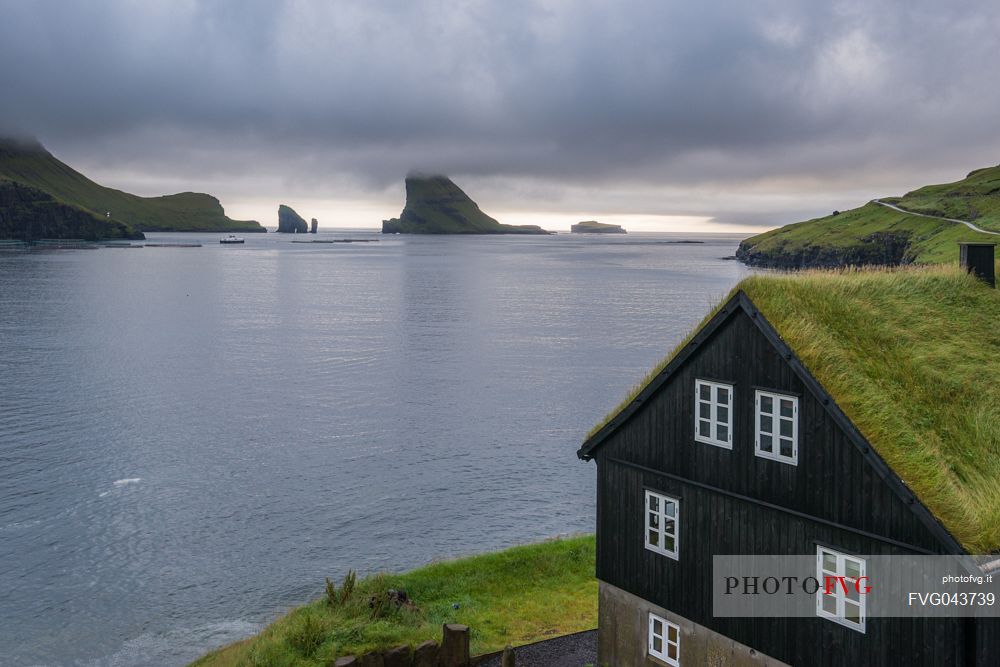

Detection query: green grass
(0, 137), (263, 233)
(738, 165), (1000, 267)
(739, 202), (996, 267)
(382, 176), (549, 234)
(0, 178), (142, 240)
(587, 265), (1000, 552)
(189, 535), (596, 667)
(892, 164), (1000, 232)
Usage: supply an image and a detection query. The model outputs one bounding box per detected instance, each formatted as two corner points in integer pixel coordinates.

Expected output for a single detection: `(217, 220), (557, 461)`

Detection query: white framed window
(648, 612), (680, 665)
(755, 390), (798, 465)
(644, 490), (679, 559)
(694, 379), (733, 449)
(816, 546), (867, 633)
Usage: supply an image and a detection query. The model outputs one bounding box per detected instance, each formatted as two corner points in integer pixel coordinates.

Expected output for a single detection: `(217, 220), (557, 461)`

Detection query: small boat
(220, 235), (245, 244)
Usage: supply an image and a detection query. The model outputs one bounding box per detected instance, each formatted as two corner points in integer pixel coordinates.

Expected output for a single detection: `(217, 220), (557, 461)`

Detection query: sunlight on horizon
(224, 198), (771, 234)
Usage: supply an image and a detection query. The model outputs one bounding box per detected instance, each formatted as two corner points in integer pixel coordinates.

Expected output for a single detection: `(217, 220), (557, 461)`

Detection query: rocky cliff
(381, 175), (550, 234)
(0, 179), (144, 240)
(277, 205), (308, 233)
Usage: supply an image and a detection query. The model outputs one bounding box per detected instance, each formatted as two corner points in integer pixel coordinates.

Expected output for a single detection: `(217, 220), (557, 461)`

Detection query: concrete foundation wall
(598, 581), (790, 667)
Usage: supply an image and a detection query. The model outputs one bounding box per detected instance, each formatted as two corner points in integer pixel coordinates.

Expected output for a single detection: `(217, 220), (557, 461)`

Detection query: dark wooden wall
(593, 308), (976, 665)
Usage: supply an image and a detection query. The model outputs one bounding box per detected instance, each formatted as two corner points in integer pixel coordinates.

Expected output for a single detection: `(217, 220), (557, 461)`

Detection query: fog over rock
(2, 0), (999, 228)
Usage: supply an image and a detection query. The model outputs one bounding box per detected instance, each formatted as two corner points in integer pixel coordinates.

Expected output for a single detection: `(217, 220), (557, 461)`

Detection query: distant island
(0, 136), (264, 241)
(382, 175), (551, 234)
(737, 165), (1000, 268)
(571, 220), (626, 234)
(277, 204), (309, 233)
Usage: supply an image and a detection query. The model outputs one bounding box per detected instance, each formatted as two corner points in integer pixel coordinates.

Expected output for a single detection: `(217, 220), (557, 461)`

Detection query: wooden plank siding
(591, 307), (975, 665)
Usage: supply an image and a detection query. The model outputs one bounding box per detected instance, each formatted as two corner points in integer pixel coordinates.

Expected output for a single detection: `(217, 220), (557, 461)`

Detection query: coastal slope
(0, 179), (142, 240)
(0, 136), (264, 236)
(737, 165), (1000, 268)
(382, 175), (550, 234)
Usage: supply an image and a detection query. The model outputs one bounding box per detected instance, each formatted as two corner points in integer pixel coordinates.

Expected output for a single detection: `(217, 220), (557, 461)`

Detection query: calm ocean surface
(0, 231), (750, 666)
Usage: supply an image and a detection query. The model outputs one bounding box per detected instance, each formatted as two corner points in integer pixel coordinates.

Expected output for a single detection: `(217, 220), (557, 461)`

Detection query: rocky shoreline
(735, 231), (914, 269)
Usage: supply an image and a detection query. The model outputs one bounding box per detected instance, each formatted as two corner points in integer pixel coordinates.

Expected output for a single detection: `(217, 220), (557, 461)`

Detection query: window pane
(761, 415), (773, 434)
(668, 644), (677, 659)
(845, 559), (862, 580)
(759, 435), (772, 453)
(653, 619), (662, 634)
(779, 438), (794, 458)
(653, 636), (663, 652)
(668, 626), (677, 642)
(699, 400), (712, 419)
(847, 584), (860, 603)
(664, 535), (675, 552)
(648, 530), (659, 546)
(780, 399), (794, 418)
(699, 420), (711, 437)
(845, 602), (861, 623)
(649, 513), (659, 528)
(780, 419), (793, 438)
(665, 502), (675, 518)
(718, 387), (729, 403)
(649, 495), (659, 511)
(716, 405), (729, 423)
(665, 519), (675, 535)
(717, 425), (729, 442)
(760, 395), (773, 413)
(822, 594), (837, 614)
(699, 384), (711, 400)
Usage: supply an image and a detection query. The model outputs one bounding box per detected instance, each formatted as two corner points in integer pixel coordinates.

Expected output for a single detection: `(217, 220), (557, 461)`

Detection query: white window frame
(754, 390), (799, 465)
(694, 379), (733, 449)
(648, 612), (680, 665)
(644, 490), (679, 560)
(816, 546), (867, 633)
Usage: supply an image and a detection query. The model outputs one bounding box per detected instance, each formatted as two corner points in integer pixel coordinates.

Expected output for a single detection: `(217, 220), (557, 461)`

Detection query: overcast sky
(2, 0), (999, 231)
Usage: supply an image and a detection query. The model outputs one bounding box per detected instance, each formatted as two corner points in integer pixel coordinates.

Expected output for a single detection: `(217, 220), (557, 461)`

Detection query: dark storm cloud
(2, 0), (999, 224)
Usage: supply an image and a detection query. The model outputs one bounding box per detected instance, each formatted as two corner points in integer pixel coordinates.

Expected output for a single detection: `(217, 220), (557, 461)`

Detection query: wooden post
(501, 644), (515, 667)
(357, 652), (385, 667)
(440, 624), (470, 667)
(383, 645), (411, 667)
(412, 640), (439, 667)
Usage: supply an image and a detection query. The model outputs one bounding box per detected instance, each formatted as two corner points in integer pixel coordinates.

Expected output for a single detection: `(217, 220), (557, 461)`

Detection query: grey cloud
(1, 0), (998, 226)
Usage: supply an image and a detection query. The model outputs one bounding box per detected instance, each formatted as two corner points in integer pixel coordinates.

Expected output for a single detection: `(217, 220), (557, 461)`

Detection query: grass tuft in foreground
(190, 535), (596, 667)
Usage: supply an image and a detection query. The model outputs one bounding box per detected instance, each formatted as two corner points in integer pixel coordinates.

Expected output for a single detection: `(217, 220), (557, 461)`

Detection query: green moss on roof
(587, 264), (1000, 553)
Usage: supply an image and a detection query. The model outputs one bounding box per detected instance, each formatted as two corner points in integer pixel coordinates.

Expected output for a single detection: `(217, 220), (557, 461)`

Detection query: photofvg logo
(712, 555), (1000, 619)
(722, 573), (872, 597)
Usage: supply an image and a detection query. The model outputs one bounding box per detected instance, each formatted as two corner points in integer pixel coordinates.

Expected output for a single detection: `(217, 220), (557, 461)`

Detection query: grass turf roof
(586, 264), (1000, 553)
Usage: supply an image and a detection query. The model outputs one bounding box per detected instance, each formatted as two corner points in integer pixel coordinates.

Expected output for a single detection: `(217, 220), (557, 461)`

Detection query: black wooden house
(578, 250), (1000, 666)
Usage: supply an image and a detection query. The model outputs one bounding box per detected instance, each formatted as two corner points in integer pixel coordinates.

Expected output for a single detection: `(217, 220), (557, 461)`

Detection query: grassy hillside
(890, 164), (1000, 232)
(382, 176), (550, 234)
(190, 535), (596, 667)
(0, 137), (263, 233)
(0, 178), (142, 240)
(738, 166), (1000, 268)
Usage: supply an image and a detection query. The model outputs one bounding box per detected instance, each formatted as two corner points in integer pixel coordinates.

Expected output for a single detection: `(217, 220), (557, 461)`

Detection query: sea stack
(277, 205), (308, 233)
(310, 218), (318, 234)
(381, 175), (551, 234)
(571, 220), (626, 234)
